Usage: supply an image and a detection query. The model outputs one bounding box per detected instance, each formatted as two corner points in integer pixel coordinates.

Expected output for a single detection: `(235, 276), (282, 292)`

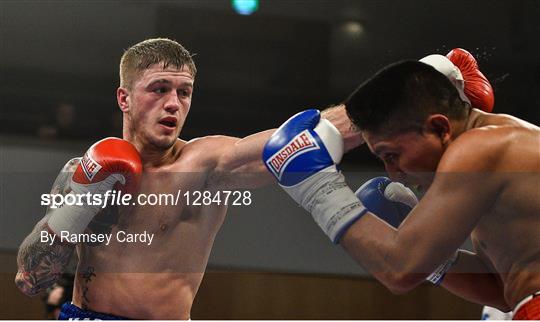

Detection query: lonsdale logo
(81, 152), (102, 181)
(266, 130), (319, 179)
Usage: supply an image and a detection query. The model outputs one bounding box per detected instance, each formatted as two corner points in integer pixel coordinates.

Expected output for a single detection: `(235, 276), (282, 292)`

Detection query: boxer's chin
(150, 134), (177, 150)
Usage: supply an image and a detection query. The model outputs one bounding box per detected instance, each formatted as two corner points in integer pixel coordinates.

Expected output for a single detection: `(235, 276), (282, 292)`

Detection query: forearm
(15, 221), (75, 296)
(341, 214), (428, 294)
(441, 251), (510, 311)
(343, 217), (508, 308)
(321, 104), (364, 152)
(216, 105), (361, 190)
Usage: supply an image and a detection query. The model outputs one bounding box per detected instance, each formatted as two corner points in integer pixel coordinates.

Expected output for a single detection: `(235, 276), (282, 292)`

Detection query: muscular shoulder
(439, 125), (538, 172)
(438, 127), (505, 172)
(182, 135), (239, 169)
(475, 110), (537, 129)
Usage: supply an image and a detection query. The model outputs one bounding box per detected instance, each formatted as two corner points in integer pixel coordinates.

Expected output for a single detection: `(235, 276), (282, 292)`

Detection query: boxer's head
(345, 60), (469, 189)
(117, 38), (197, 150)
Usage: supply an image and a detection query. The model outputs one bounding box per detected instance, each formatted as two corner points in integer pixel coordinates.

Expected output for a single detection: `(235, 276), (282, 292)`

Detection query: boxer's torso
(466, 113), (540, 308)
(71, 138), (228, 319)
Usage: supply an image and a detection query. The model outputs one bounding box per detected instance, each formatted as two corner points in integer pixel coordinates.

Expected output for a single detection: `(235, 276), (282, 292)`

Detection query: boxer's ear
(117, 87), (130, 112)
(425, 114), (452, 145)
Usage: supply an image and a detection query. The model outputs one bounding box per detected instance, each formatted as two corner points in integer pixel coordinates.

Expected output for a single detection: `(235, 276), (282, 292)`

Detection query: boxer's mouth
(158, 117), (177, 129)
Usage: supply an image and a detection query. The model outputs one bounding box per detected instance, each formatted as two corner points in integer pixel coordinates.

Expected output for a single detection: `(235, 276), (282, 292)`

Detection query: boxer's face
(363, 130), (445, 192)
(120, 63), (194, 150)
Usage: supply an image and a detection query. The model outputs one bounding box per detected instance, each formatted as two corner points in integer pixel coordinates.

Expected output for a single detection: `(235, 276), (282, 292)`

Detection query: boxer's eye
(383, 153), (398, 164)
(178, 89), (191, 97)
(154, 87), (168, 94)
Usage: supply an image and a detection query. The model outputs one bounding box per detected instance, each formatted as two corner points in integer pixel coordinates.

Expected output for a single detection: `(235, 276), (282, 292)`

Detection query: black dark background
(1, 0), (538, 167)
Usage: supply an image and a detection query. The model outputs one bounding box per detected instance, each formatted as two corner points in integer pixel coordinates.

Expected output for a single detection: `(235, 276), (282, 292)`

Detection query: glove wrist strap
(283, 166), (366, 243)
(427, 251), (460, 285)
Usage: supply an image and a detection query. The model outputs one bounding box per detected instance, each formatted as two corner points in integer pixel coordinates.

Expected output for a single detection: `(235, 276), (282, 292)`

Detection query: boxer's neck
(450, 108), (482, 140)
(140, 141), (183, 169)
(449, 120), (468, 140)
(127, 137), (183, 168)
(461, 108), (492, 134)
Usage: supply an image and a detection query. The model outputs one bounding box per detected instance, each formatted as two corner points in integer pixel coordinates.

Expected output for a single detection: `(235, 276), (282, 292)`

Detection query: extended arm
(207, 130), (276, 190)
(321, 104), (364, 150)
(208, 106), (364, 189)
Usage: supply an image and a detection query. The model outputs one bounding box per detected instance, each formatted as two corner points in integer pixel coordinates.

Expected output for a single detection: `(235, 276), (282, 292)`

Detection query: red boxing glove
(72, 137), (142, 193)
(446, 48), (495, 112)
(48, 138), (142, 236)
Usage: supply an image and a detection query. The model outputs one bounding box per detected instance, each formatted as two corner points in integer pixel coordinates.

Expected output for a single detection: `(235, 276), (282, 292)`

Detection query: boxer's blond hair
(119, 38), (197, 90)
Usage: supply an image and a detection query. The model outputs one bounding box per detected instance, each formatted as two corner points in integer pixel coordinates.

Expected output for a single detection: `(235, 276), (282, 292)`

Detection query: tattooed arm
(15, 158), (80, 296)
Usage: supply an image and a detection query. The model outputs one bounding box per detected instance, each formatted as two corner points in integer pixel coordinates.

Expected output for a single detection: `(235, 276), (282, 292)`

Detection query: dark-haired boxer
(264, 50), (540, 317)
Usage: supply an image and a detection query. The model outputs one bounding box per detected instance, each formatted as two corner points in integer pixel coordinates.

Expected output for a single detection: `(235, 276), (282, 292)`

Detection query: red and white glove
(446, 48), (494, 112)
(47, 138), (142, 237)
(420, 48), (494, 112)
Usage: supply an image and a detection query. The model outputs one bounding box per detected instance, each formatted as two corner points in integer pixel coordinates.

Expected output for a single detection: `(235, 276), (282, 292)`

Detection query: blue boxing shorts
(58, 302), (130, 320)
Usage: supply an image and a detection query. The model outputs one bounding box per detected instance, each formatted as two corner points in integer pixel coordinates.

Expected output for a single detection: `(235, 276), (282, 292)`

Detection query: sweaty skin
(342, 109), (540, 311)
(15, 64), (359, 319)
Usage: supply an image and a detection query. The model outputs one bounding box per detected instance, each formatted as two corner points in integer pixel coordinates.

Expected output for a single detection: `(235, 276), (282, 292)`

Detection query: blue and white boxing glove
(355, 177), (418, 228)
(263, 109), (367, 243)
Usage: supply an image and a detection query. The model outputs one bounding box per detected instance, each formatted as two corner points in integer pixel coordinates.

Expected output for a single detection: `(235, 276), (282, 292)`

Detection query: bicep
(208, 131), (275, 189)
(216, 130), (274, 170)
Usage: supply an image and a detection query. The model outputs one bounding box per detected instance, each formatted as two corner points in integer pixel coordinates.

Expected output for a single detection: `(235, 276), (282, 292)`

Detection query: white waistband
(513, 291), (540, 313)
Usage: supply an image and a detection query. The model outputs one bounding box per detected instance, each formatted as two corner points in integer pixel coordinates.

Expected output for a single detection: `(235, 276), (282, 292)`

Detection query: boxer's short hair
(120, 38), (197, 89)
(344, 60), (468, 135)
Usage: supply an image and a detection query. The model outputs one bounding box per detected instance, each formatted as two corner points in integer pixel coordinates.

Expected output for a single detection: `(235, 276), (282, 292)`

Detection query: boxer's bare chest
(472, 196), (540, 306)
(471, 172), (540, 277)
(80, 152), (227, 264)
(469, 127), (540, 271)
(72, 143), (230, 314)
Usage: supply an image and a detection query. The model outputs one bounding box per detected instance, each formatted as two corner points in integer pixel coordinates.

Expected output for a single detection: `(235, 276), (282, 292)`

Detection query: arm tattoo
(15, 158), (80, 296)
(15, 233), (75, 296)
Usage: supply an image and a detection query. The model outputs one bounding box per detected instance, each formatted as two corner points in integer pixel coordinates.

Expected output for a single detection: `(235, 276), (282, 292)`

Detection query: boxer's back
(73, 138), (229, 319)
(468, 117), (540, 307)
